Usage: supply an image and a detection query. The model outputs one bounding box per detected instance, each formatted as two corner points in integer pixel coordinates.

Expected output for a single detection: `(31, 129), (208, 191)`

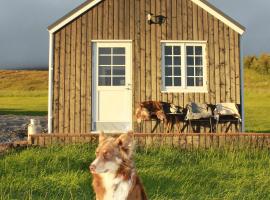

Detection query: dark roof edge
(199, 0), (246, 32)
(47, 0), (96, 31)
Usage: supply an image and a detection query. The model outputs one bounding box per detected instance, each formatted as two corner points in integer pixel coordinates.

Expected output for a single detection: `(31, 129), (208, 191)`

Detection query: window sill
(161, 87), (208, 93)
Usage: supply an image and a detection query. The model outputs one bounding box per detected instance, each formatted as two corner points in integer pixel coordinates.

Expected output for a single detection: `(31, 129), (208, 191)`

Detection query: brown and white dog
(89, 132), (147, 200)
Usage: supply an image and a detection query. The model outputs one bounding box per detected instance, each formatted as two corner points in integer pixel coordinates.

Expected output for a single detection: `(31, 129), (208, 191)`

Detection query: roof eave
(48, 0), (246, 35)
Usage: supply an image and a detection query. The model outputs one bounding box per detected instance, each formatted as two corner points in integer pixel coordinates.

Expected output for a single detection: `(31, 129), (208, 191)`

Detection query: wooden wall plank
(53, 32), (61, 133)
(202, 10), (210, 103)
(219, 21), (226, 103)
(134, 0), (141, 131)
(224, 25), (231, 102)
(98, 2), (103, 39)
(59, 28), (66, 133)
(151, 0), (157, 101)
(140, 0), (146, 102)
(229, 28), (236, 102)
(214, 18), (220, 104)
(103, 0), (109, 38)
(113, 0), (119, 39)
(197, 6), (205, 103)
(86, 11), (93, 132)
(80, 15), (87, 133)
(108, 0), (114, 39)
(235, 33), (240, 104)
(64, 25), (71, 133)
(119, 0), (125, 39)
(69, 21), (77, 133)
(208, 14), (215, 104)
(145, 0), (151, 132)
(75, 17), (82, 133)
(125, 0), (130, 39)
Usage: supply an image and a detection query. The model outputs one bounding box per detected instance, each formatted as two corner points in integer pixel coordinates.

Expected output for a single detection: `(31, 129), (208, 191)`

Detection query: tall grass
(1, 145), (270, 200)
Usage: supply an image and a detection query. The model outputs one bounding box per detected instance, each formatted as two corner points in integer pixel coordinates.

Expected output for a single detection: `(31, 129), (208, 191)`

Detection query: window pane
(195, 67), (203, 76)
(187, 67), (194, 76)
(99, 56), (111, 65)
(165, 77), (172, 86)
(99, 48), (111, 55)
(99, 77), (111, 86)
(174, 57), (181, 65)
(165, 46), (172, 55)
(165, 67), (172, 76)
(113, 77), (125, 86)
(113, 48), (125, 54)
(196, 77), (203, 86)
(187, 77), (195, 86)
(174, 77), (181, 86)
(173, 46), (181, 55)
(186, 46), (194, 55)
(195, 57), (203, 65)
(113, 56), (125, 65)
(165, 56), (172, 65)
(113, 66), (125, 76)
(187, 57), (194, 65)
(99, 66), (111, 75)
(174, 67), (181, 76)
(195, 46), (202, 55)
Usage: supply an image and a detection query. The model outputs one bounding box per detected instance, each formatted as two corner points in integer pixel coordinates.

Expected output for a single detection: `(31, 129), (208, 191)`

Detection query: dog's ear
(99, 131), (106, 143)
(115, 131), (134, 158)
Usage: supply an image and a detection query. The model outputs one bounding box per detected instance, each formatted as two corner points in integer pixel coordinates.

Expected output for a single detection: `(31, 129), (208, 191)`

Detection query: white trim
(191, 0), (245, 35)
(49, 0), (103, 33)
(161, 41), (208, 93)
(91, 40), (133, 43)
(48, 33), (54, 133)
(92, 41), (133, 132)
(240, 36), (245, 132)
(160, 40), (208, 44)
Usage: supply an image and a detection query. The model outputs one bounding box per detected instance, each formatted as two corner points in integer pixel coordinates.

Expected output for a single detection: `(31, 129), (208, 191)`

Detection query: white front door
(92, 41), (132, 132)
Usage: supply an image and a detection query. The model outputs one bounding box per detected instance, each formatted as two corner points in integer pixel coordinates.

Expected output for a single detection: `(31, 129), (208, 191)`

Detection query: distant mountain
(0, 66), (48, 70)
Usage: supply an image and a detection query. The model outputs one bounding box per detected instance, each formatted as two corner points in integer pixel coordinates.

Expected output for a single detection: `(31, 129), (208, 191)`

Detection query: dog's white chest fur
(100, 173), (132, 200)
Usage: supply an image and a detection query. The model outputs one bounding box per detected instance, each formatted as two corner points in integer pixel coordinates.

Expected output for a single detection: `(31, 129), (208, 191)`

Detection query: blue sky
(0, 0), (269, 67)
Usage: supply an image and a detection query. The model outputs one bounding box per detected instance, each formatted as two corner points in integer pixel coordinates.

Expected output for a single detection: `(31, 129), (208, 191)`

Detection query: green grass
(0, 145), (270, 200)
(244, 69), (270, 132)
(0, 70), (48, 115)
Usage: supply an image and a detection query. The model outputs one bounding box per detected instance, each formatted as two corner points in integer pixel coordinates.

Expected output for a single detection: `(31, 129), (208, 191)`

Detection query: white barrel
(28, 119), (42, 142)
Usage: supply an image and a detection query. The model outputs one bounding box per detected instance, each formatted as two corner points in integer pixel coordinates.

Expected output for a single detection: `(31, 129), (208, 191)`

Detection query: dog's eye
(95, 151), (99, 155)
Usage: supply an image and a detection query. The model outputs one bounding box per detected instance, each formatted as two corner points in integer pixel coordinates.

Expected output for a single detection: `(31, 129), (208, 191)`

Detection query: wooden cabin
(47, 0), (245, 134)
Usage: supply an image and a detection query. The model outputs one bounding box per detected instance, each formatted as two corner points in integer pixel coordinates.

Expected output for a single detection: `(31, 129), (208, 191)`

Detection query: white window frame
(161, 40), (208, 93)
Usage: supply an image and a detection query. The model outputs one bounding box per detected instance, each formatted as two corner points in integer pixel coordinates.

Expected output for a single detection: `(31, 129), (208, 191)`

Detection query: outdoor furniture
(185, 102), (214, 133)
(214, 103), (242, 132)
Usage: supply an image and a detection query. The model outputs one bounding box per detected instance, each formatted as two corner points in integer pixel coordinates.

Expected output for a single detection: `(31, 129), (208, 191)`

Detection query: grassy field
(244, 69), (270, 132)
(0, 69), (269, 131)
(0, 144), (270, 200)
(0, 70), (48, 115)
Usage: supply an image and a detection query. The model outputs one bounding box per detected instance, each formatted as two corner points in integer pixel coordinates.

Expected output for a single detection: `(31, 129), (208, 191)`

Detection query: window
(162, 41), (207, 93)
(98, 47), (126, 86)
